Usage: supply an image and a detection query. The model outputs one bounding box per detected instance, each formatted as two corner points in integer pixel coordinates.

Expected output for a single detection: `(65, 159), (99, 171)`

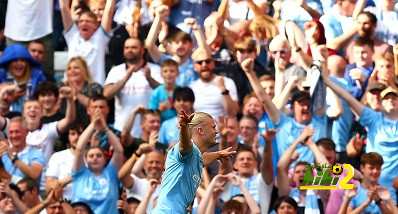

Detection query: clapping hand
(378, 186), (392, 201)
(345, 187), (358, 199)
(296, 125), (315, 144)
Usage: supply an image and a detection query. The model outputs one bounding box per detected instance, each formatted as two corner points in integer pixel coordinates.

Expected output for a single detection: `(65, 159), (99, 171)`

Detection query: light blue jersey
(151, 142), (203, 213)
(2, 146), (45, 184)
(359, 107), (398, 201)
(327, 76), (354, 152)
(349, 184), (383, 214)
(273, 111), (327, 168)
(159, 54), (198, 87)
(148, 85), (177, 122)
(159, 117), (179, 146)
(281, 0), (324, 31)
(71, 163), (120, 214)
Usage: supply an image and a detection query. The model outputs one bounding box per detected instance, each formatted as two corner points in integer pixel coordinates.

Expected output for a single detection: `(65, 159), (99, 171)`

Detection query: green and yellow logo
(299, 163), (354, 190)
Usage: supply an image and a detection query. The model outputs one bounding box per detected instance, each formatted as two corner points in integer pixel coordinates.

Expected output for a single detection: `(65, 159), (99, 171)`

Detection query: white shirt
(126, 174), (160, 213)
(26, 122), (59, 190)
(189, 75), (238, 121)
(64, 24), (111, 86)
(227, 0), (266, 26)
(4, 0), (53, 41)
(46, 149), (75, 200)
(114, 0), (151, 25)
(365, 7), (398, 46)
(220, 174), (273, 214)
(105, 62), (163, 137)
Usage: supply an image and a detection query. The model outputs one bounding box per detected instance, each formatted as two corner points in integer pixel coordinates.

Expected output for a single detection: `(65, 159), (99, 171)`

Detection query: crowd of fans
(1, 0), (398, 213)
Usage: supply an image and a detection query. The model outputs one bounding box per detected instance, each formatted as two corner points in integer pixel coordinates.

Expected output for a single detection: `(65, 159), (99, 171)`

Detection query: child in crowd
(148, 59), (179, 122)
(344, 37), (375, 100)
(344, 152), (397, 214)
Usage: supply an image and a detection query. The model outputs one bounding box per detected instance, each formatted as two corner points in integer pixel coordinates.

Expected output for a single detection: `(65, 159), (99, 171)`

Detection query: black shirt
(220, 60), (269, 107)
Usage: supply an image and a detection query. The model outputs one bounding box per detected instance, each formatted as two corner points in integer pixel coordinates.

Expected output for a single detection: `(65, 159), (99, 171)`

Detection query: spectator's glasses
(272, 50), (287, 55)
(195, 59), (212, 65)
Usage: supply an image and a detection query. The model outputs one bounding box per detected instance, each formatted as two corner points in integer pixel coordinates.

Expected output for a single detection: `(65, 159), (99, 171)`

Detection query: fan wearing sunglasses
(268, 35), (307, 87)
(189, 48), (239, 120)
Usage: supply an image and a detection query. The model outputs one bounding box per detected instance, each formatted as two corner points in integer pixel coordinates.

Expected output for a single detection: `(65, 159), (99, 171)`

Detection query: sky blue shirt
(159, 117), (179, 146)
(273, 111), (327, 168)
(148, 85), (177, 122)
(258, 113), (279, 176)
(359, 107), (398, 201)
(151, 142), (203, 213)
(2, 146), (45, 184)
(281, 0), (324, 31)
(327, 76), (354, 152)
(72, 163), (120, 214)
(159, 54), (197, 87)
(349, 184), (383, 214)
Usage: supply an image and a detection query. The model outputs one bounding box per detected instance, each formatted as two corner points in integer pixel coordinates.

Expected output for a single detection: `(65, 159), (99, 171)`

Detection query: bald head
(269, 35), (291, 51)
(328, 55), (347, 78)
(191, 48), (211, 61)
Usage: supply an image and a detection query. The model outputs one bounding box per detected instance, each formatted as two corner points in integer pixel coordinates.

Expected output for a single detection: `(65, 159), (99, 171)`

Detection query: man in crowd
(104, 37), (162, 138)
(189, 48), (239, 119)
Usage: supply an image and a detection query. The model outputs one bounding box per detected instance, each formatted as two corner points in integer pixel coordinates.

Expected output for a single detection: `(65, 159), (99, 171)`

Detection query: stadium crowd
(1, 0), (398, 213)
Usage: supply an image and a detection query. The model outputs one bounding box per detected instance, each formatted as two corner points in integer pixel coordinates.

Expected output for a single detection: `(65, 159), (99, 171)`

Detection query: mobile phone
(18, 83), (27, 90)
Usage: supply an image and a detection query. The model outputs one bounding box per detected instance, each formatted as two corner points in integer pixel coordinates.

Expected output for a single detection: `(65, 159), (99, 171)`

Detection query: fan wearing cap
(323, 69), (398, 202)
(364, 82), (386, 112)
(241, 51), (328, 169)
(345, 82), (386, 158)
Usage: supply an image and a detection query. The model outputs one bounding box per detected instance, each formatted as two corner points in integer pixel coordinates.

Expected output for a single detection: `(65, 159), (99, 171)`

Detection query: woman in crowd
(59, 56), (102, 124)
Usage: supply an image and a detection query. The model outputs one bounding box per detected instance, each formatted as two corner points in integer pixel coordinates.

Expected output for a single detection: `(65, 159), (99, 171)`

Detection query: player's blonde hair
(188, 112), (213, 131)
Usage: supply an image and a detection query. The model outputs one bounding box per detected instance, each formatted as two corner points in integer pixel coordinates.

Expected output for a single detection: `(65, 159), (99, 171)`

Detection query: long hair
(249, 14), (278, 40)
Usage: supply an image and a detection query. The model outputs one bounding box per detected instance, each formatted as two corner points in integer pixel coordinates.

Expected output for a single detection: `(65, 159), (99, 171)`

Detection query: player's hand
(216, 147), (236, 163)
(178, 109), (194, 128)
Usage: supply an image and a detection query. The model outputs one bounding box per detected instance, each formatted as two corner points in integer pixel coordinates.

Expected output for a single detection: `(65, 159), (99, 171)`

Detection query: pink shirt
(325, 163), (360, 214)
